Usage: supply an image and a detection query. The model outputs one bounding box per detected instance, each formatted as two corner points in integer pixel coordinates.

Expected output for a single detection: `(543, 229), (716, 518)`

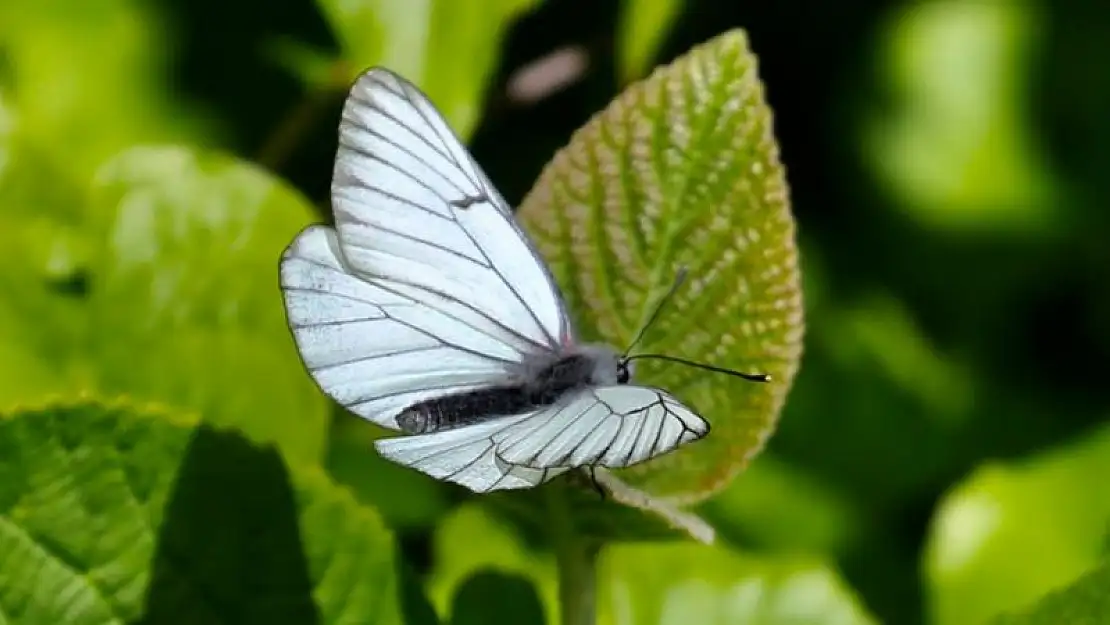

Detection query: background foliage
(2, 0), (1109, 624)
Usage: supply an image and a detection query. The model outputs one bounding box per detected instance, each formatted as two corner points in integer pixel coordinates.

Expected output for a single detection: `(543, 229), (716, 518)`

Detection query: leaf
(0, 0), (209, 403)
(923, 422), (1110, 625)
(774, 292), (973, 510)
(616, 0), (682, 83)
(427, 504), (559, 625)
(991, 559), (1110, 625)
(517, 28), (804, 501)
(83, 145), (330, 463)
(865, 1), (1059, 232)
(449, 571), (546, 625)
(0, 0), (209, 179)
(0, 398), (406, 624)
(0, 126), (91, 403)
(314, 0), (541, 139)
(484, 472), (717, 545)
(598, 543), (878, 625)
(699, 453), (863, 556)
(326, 411), (453, 530)
(428, 504), (877, 625)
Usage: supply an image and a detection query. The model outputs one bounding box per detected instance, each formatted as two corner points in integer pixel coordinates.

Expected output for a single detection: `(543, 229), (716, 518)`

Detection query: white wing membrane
(374, 386), (708, 492)
(332, 68), (569, 350)
(375, 415), (570, 492)
(282, 226), (523, 429)
(280, 67), (575, 430)
(494, 386), (708, 469)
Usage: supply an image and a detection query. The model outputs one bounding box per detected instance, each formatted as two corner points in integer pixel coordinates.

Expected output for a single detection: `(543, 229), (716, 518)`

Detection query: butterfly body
(397, 344), (632, 434)
(279, 67), (713, 493)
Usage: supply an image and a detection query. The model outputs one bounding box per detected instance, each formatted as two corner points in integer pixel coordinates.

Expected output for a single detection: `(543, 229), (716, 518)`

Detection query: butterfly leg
(587, 466), (606, 500)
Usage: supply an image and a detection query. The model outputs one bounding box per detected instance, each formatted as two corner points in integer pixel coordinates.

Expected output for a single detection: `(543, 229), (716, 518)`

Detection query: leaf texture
(517, 29), (804, 501)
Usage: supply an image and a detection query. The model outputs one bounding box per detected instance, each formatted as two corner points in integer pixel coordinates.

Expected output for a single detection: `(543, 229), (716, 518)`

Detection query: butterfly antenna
(622, 267), (689, 358)
(625, 353), (772, 383)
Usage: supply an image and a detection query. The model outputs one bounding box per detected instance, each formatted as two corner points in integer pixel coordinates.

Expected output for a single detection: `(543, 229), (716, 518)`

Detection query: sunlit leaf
(616, 0), (682, 82)
(429, 504), (877, 625)
(518, 29), (803, 501)
(865, 0), (1059, 232)
(0, 0), (209, 179)
(314, 0), (541, 139)
(924, 422), (1110, 625)
(599, 543), (878, 625)
(0, 113), (91, 403)
(0, 398), (405, 624)
(0, 0), (211, 406)
(84, 145), (329, 463)
(991, 559), (1110, 625)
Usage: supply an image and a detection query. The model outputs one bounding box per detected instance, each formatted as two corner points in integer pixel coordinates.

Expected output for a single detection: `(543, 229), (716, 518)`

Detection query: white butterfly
(279, 67), (768, 493)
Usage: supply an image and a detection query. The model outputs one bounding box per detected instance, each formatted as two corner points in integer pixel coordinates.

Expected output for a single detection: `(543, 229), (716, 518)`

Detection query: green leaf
(924, 422), (1110, 625)
(326, 411), (453, 530)
(314, 0), (541, 139)
(428, 504), (877, 625)
(0, 398), (406, 624)
(449, 571), (546, 625)
(0, 127), (91, 403)
(598, 543), (878, 625)
(83, 145), (329, 463)
(427, 504), (558, 625)
(991, 559), (1110, 625)
(616, 0), (682, 82)
(865, 0), (1059, 232)
(484, 472), (717, 545)
(517, 28), (804, 501)
(0, 0), (209, 403)
(700, 453), (863, 556)
(0, 0), (209, 179)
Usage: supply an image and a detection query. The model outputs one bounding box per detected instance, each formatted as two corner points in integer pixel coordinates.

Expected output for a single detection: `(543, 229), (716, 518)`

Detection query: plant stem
(255, 88), (336, 173)
(549, 483), (600, 625)
(255, 60), (350, 173)
(557, 531), (599, 625)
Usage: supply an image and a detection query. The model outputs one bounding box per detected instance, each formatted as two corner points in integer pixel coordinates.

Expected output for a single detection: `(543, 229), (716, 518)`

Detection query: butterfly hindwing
(374, 414), (570, 492)
(373, 386), (707, 492)
(492, 386), (709, 470)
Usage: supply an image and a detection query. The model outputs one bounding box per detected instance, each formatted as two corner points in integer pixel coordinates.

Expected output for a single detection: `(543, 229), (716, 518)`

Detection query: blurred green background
(3, 0), (1110, 624)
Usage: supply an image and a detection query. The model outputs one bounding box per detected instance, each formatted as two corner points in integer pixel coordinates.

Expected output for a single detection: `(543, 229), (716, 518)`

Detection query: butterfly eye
(617, 362), (631, 384)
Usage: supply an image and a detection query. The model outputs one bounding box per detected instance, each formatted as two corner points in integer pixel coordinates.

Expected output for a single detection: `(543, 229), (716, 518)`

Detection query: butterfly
(278, 67), (770, 494)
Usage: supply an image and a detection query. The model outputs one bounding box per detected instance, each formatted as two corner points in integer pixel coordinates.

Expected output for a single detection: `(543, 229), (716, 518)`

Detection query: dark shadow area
(449, 570), (546, 625)
(395, 554), (442, 625)
(135, 425), (320, 625)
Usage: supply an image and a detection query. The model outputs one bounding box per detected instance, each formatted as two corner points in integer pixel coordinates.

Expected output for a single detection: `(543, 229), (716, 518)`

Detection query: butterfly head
(616, 359), (632, 384)
(574, 344), (634, 386)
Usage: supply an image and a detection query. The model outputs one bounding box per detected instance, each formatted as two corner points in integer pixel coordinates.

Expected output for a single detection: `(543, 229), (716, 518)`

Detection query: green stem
(255, 60), (350, 173)
(549, 484), (600, 625)
(557, 534), (599, 625)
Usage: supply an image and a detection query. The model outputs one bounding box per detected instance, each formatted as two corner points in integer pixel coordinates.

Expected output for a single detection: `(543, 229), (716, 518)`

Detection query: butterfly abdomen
(397, 353), (601, 434)
(397, 387), (533, 434)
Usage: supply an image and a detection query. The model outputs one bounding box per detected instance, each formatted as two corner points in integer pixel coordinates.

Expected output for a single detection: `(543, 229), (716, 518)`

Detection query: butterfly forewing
(331, 69), (569, 350)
